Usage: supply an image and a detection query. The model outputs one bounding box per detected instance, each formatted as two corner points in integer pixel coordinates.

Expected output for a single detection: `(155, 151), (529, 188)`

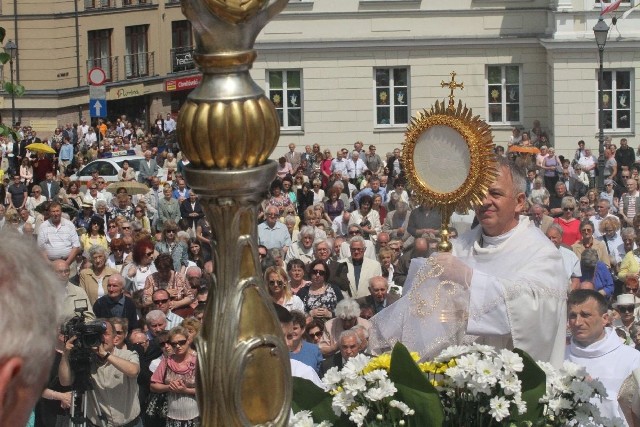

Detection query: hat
(81, 199), (94, 209)
(604, 179), (614, 186)
(612, 294), (640, 308)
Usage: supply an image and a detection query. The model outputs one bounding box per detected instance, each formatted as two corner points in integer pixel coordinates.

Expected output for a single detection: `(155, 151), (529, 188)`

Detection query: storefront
(165, 74), (202, 113)
(107, 83), (148, 126)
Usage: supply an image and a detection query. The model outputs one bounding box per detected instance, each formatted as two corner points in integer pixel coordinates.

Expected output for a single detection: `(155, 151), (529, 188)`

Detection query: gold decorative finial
(440, 71), (464, 112)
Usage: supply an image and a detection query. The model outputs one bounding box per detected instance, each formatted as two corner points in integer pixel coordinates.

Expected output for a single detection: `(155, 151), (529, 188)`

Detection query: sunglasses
(114, 330), (125, 335)
(122, 226), (131, 230)
(349, 230), (361, 235)
(563, 207), (574, 211)
(269, 280), (284, 287)
(618, 306), (635, 313)
(135, 210), (143, 213)
(309, 331), (323, 338)
(311, 269), (326, 276)
(166, 230), (176, 234)
(153, 298), (169, 305)
(170, 339), (188, 348)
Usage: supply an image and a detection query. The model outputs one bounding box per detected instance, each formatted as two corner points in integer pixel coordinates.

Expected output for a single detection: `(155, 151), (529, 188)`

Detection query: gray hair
(145, 309), (167, 325)
(314, 239), (332, 255)
(108, 273), (125, 287)
(299, 225), (315, 238)
(131, 220), (143, 232)
(284, 215), (297, 226)
(495, 156), (526, 195)
(335, 298), (361, 319)
(581, 249), (599, 269)
(0, 232), (60, 385)
(621, 227), (636, 240)
(548, 223), (564, 236)
(332, 181), (345, 191)
(395, 201), (409, 213)
(338, 329), (361, 346)
(88, 244), (109, 259)
(597, 198), (611, 207)
(95, 199), (108, 209)
(351, 324), (370, 341)
(349, 235), (366, 247)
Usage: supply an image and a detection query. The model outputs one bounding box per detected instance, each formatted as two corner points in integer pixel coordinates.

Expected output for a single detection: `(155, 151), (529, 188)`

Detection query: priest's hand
(431, 252), (473, 287)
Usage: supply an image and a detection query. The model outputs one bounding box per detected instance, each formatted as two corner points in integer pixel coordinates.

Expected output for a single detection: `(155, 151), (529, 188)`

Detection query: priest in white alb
(369, 157), (568, 367)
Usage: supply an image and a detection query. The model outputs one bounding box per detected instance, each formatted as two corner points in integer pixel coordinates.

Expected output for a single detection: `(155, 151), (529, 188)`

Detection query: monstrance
(402, 71), (497, 252)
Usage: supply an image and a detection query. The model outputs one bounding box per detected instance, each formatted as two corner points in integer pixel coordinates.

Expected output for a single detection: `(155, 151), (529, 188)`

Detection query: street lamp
(593, 18), (609, 191)
(4, 39), (17, 127)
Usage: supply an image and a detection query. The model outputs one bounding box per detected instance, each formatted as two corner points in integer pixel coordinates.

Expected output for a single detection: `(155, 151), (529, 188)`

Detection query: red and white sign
(165, 75), (202, 92)
(88, 67), (107, 86)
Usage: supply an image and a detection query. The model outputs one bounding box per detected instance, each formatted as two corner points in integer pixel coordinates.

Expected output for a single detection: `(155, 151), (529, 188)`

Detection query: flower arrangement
(291, 343), (618, 427)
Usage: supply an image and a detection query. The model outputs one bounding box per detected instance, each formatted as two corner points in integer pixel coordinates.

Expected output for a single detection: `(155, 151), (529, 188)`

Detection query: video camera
(62, 300), (107, 391)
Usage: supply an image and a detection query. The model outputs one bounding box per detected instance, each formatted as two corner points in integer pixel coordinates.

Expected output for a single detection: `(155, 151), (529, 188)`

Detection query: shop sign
(165, 75), (202, 92)
(108, 84), (145, 100)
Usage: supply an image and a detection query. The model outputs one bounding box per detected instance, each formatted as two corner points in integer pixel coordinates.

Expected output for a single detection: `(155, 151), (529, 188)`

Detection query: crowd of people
(3, 112), (640, 426)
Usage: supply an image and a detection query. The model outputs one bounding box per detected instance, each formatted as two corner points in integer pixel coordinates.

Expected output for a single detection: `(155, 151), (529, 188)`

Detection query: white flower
(322, 367), (343, 389)
(342, 375), (367, 396)
(570, 380), (594, 402)
(390, 400), (414, 416)
(548, 397), (573, 414)
(331, 391), (354, 416)
(562, 360), (587, 378)
(456, 353), (480, 373)
(488, 396), (511, 422)
(471, 344), (497, 356)
(348, 405), (369, 427)
(498, 349), (524, 373)
(474, 359), (500, 387)
(290, 410), (333, 427)
(342, 354), (370, 379)
(499, 373), (521, 396)
(363, 369), (388, 382)
(436, 345), (472, 361)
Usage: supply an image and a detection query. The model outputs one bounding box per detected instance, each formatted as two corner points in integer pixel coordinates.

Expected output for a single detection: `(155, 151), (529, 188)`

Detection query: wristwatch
(103, 351), (111, 360)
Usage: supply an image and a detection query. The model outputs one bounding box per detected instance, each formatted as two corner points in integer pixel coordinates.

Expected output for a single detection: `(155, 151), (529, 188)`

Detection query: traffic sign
(89, 99), (107, 117)
(88, 67), (106, 86)
(89, 85), (106, 99)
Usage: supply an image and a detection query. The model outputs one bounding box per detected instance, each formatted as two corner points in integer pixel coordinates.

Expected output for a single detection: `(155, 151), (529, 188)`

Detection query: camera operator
(59, 318), (142, 427)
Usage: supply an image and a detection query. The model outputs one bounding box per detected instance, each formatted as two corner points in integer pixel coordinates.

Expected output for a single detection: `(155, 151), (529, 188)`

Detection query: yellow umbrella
(26, 143), (56, 154)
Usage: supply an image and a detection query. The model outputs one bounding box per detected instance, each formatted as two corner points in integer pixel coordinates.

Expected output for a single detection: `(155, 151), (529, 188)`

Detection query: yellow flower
(363, 353), (392, 374)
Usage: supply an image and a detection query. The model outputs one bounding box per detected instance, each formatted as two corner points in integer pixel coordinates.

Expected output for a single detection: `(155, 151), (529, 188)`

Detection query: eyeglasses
(351, 247), (364, 252)
(622, 176), (631, 179)
(627, 287), (639, 293)
(122, 226), (131, 230)
(90, 187), (97, 190)
(153, 298), (169, 305)
(170, 339), (188, 348)
(563, 207), (574, 211)
(132, 340), (148, 345)
(617, 306), (635, 313)
(580, 229), (593, 234)
(266, 213), (279, 218)
(268, 280), (284, 287)
(349, 230), (361, 235)
(311, 269), (326, 276)
(114, 330), (125, 335)
(166, 230), (176, 234)
(135, 210), (143, 213)
(109, 225), (117, 228)
(309, 331), (323, 338)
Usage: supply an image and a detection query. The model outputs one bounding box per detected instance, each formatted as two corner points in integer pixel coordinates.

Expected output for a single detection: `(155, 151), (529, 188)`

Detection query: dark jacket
(93, 295), (139, 331)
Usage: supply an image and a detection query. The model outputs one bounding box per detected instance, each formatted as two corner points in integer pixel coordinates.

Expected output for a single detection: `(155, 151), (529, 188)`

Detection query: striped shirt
(37, 218), (81, 260)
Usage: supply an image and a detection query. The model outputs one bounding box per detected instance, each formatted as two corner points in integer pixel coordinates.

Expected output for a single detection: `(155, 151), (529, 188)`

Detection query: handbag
(145, 359), (169, 419)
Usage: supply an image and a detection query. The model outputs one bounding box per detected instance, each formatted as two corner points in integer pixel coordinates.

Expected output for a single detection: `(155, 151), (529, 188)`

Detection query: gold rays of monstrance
(402, 71), (498, 252)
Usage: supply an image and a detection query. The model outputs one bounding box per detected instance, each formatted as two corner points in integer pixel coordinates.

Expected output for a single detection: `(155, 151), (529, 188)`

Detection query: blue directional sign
(89, 99), (107, 118)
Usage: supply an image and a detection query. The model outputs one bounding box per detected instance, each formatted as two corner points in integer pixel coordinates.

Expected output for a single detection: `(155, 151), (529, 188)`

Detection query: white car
(70, 152), (167, 188)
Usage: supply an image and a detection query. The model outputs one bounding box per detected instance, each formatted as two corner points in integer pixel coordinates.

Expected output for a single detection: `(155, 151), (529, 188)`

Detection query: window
(125, 25), (149, 78)
(88, 29), (113, 81)
(374, 68), (409, 127)
(267, 70), (302, 129)
(84, 0), (112, 8)
(487, 65), (521, 124)
(601, 70), (632, 131)
(171, 21), (194, 73)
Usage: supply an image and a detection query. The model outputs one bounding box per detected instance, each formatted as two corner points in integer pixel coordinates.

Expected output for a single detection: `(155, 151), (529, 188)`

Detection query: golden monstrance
(402, 71), (498, 252)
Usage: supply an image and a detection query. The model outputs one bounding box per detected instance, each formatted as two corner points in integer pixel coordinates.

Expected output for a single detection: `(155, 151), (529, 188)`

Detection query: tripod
(69, 388), (107, 427)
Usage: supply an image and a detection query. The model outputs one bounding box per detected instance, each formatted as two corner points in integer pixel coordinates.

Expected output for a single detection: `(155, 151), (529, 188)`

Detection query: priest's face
(475, 166), (525, 237)
(568, 297), (608, 347)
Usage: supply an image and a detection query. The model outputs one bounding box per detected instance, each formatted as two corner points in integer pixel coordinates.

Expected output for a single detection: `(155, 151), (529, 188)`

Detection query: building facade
(0, 0), (638, 159)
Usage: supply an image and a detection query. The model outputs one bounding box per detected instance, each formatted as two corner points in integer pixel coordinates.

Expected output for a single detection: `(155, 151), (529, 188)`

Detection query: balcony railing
(170, 46), (196, 73)
(124, 51), (154, 79)
(84, 0), (115, 9)
(86, 56), (118, 82)
(123, 0), (149, 6)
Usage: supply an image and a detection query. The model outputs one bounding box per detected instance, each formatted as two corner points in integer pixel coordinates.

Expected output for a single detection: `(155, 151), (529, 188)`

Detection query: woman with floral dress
(296, 259), (344, 322)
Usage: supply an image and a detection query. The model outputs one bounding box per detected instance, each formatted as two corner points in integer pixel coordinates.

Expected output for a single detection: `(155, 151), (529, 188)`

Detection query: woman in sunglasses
(552, 196), (581, 246)
(264, 266), (304, 312)
(296, 259), (344, 321)
(150, 326), (199, 426)
(304, 319), (325, 345)
(143, 253), (191, 311)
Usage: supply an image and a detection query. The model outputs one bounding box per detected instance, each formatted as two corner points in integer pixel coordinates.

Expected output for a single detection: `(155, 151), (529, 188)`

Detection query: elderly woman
(600, 179), (620, 214)
(158, 185), (181, 232)
(79, 245), (119, 305)
(527, 176), (550, 207)
(318, 298), (371, 356)
(324, 186), (345, 222)
(25, 184), (48, 217)
(156, 220), (189, 273)
(599, 216), (624, 266)
(304, 319), (326, 345)
(285, 225), (316, 264)
(164, 152), (178, 181)
(618, 231), (640, 282)
(580, 248), (614, 297)
(125, 238), (158, 292)
(286, 258), (309, 295)
(150, 326), (199, 426)
(143, 253), (191, 310)
(119, 160), (136, 182)
(264, 266), (304, 312)
(106, 237), (127, 272)
(296, 259), (344, 320)
(552, 196), (581, 246)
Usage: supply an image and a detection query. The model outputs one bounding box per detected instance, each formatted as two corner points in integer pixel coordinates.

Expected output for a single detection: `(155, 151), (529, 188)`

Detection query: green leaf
(389, 342), (445, 427)
(291, 376), (348, 426)
(13, 84), (25, 97)
(512, 348), (547, 423)
(0, 52), (9, 65)
(3, 81), (12, 93)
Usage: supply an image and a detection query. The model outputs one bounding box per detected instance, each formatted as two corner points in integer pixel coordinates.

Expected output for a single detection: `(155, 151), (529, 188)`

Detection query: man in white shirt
(37, 201), (81, 268)
(546, 224), (581, 290)
(621, 178), (640, 227)
(346, 151), (368, 187)
(330, 150), (349, 177)
(590, 198), (618, 239)
(164, 113), (176, 134)
(566, 290), (640, 424)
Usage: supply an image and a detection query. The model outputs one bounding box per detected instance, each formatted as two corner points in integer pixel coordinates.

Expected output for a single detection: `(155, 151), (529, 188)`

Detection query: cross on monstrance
(441, 71), (464, 112)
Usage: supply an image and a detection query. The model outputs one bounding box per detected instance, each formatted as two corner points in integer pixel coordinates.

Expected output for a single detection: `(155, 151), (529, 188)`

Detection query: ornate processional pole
(176, 0), (291, 425)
